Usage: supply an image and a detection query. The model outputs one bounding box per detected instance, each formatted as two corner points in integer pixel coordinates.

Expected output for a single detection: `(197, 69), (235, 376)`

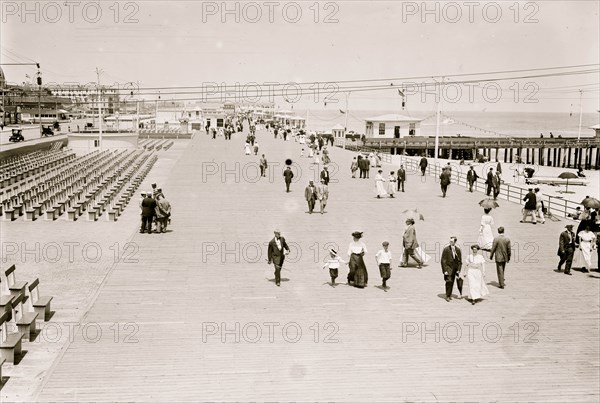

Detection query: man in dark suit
(419, 156), (428, 176)
(492, 171), (501, 200)
(267, 228), (290, 286)
(441, 237), (463, 301)
(486, 167), (494, 196)
(357, 155), (365, 179)
(557, 224), (577, 275)
(283, 166), (294, 192)
(140, 193), (157, 234)
(363, 157), (370, 179)
(521, 188), (537, 224)
(466, 166), (479, 192)
(489, 226), (511, 288)
(397, 165), (406, 192)
(304, 180), (317, 214)
(439, 167), (451, 198)
(320, 166), (330, 185)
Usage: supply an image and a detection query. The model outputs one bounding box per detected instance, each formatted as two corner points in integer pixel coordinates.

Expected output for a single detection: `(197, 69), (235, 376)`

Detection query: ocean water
(302, 110), (599, 139)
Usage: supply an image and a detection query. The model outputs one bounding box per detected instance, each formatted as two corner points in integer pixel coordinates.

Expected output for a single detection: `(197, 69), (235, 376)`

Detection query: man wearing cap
(283, 166), (294, 193)
(489, 227), (511, 288)
(466, 165), (478, 192)
(557, 224), (577, 275)
(401, 218), (423, 268)
(305, 180), (317, 214)
(441, 237), (463, 301)
(267, 229), (290, 286)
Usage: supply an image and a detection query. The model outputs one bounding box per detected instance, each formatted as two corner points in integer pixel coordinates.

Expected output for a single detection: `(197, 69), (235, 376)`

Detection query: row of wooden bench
(1, 150), (124, 221)
(1, 150), (76, 189)
(139, 139), (174, 151)
(1, 150), (103, 210)
(1, 264), (53, 374)
(3, 149), (159, 223)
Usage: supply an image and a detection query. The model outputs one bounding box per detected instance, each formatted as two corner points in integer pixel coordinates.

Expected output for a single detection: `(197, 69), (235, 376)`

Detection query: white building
(365, 114), (422, 139)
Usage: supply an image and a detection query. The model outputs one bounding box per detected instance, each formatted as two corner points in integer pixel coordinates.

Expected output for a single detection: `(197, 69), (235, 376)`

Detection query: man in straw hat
(400, 218), (423, 268)
(557, 224), (577, 275)
(267, 228), (290, 286)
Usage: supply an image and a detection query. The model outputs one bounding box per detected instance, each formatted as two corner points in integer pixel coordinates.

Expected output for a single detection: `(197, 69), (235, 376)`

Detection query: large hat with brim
(351, 231), (363, 238)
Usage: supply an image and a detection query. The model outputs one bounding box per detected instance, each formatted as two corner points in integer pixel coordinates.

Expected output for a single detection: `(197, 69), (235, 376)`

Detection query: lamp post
(36, 70), (42, 136)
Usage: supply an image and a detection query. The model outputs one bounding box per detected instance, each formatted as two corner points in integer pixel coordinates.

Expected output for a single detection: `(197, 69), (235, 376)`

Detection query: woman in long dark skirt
(347, 231), (368, 288)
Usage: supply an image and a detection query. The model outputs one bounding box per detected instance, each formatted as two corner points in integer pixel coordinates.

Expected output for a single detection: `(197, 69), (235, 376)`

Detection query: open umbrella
(479, 199), (500, 209)
(558, 171), (578, 193)
(581, 197), (600, 209)
(402, 209), (425, 221)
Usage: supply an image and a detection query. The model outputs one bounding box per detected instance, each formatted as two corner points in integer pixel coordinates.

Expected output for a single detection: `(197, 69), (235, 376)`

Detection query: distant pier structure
(361, 135), (600, 169)
(354, 121), (600, 170)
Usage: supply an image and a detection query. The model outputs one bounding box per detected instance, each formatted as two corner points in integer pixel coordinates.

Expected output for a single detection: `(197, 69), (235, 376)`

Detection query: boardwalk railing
(336, 139), (582, 220)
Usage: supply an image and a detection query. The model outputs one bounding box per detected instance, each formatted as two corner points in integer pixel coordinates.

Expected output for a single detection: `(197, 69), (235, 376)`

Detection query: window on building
(409, 123), (416, 136)
(378, 123), (385, 135)
(94, 140), (99, 147)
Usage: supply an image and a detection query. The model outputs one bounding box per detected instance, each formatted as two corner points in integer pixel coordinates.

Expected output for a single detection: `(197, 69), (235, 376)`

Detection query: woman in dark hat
(347, 231), (368, 288)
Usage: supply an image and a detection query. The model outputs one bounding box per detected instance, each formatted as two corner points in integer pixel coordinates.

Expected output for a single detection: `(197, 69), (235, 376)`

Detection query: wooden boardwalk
(2, 129), (599, 402)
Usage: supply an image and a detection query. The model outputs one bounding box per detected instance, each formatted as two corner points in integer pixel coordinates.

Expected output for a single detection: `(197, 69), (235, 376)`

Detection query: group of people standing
(139, 183), (172, 234)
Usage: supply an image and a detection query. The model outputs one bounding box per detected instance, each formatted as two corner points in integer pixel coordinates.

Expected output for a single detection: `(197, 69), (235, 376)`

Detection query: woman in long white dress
(375, 170), (387, 198)
(574, 226), (597, 272)
(477, 208), (494, 251)
(244, 142), (251, 155)
(462, 245), (490, 305)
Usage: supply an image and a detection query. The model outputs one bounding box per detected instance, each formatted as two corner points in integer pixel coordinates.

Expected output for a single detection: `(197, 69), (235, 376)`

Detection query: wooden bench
(0, 277), (14, 315)
(2, 209), (15, 221)
(28, 279), (53, 322)
(12, 294), (38, 341)
(0, 311), (23, 364)
(24, 209), (37, 221)
(4, 265), (27, 299)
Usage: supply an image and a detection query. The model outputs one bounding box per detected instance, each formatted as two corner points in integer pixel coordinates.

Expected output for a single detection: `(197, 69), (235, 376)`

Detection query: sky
(1, 0), (599, 113)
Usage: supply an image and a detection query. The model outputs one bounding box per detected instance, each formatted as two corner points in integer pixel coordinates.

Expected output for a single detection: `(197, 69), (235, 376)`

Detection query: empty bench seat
(28, 279), (53, 321)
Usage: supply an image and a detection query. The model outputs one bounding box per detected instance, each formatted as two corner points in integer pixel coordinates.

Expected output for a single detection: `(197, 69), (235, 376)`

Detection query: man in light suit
(441, 237), (463, 301)
(400, 218), (423, 268)
(320, 165), (330, 185)
(397, 165), (406, 192)
(489, 226), (511, 288)
(267, 228), (290, 286)
(304, 180), (317, 214)
(316, 179), (329, 214)
(557, 224), (577, 275)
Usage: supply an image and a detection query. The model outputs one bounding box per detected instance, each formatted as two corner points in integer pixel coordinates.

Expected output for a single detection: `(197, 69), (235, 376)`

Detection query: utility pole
(577, 89), (583, 140)
(96, 68), (103, 150)
(434, 77), (445, 164)
(343, 92), (349, 150)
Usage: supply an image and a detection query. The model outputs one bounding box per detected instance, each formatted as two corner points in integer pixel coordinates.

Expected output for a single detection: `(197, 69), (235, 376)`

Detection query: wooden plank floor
(3, 130), (598, 402)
